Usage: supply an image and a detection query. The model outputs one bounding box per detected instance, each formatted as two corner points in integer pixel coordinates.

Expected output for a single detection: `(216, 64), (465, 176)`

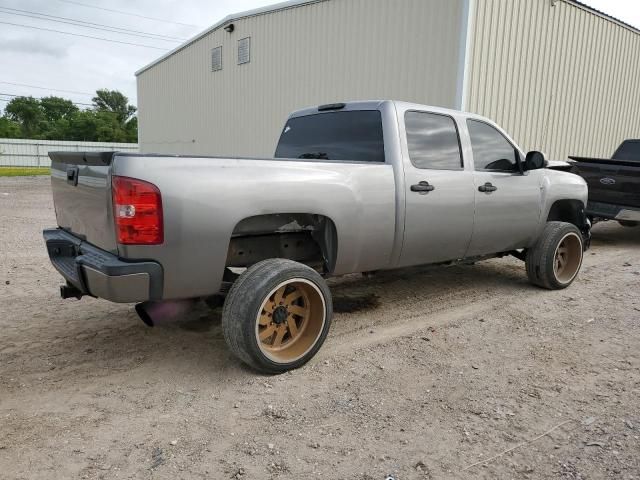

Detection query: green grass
(0, 167), (51, 177)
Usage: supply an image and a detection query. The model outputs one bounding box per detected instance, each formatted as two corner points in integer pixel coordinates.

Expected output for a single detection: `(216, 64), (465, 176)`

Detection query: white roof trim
(565, 1), (640, 35)
(135, 0), (329, 76)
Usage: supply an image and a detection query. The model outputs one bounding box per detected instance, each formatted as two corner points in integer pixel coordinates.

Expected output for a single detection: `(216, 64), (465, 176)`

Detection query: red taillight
(112, 176), (163, 245)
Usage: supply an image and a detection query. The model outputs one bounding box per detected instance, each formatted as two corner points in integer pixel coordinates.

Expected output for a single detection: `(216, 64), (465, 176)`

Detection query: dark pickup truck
(570, 140), (640, 226)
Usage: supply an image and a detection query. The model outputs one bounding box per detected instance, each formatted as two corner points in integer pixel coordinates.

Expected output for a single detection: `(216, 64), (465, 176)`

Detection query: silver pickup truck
(44, 100), (590, 373)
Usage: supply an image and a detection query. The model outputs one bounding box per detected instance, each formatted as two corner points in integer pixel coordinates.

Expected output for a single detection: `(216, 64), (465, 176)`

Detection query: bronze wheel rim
(255, 278), (326, 364)
(553, 232), (583, 284)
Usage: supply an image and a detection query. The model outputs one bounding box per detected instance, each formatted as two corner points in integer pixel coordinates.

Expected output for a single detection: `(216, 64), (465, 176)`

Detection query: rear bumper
(43, 228), (163, 303)
(616, 208), (640, 222)
(587, 201), (640, 222)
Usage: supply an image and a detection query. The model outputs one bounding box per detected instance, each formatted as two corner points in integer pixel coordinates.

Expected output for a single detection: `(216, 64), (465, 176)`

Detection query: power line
(0, 9), (181, 43)
(0, 6), (187, 42)
(1, 101), (92, 108)
(0, 81), (93, 96)
(0, 92), (94, 106)
(0, 20), (168, 50)
(54, 0), (201, 28)
(0, 100), (93, 107)
(0, 6), (186, 41)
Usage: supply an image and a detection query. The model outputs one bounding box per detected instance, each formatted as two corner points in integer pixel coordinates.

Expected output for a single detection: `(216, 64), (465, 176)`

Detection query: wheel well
(546, 200), (584, 227)
(226, 214), (338, 273)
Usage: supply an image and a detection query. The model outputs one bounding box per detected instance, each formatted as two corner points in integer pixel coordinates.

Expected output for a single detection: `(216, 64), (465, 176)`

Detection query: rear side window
(613, 141), (640, 161)
(467, 120), (519, 172)
(275, 111), (385, 162)
(405, 111), (462, 169)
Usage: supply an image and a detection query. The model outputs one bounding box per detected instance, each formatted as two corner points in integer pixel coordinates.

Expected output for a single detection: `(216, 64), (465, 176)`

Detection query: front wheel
(222, 259), (333, 374)
(526, 222), (584, 290)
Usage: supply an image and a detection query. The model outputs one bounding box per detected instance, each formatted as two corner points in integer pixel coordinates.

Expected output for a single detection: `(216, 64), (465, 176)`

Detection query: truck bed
(48, 150), (398, 300)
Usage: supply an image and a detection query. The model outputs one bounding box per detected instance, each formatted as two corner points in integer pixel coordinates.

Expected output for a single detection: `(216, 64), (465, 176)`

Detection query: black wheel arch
(227, 213), (338, 274)
(546, 200), (591, 249)
(547, 200), (585, 227)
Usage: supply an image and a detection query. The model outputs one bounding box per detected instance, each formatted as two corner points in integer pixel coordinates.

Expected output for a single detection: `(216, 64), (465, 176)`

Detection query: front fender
(538, 170), (590, 244)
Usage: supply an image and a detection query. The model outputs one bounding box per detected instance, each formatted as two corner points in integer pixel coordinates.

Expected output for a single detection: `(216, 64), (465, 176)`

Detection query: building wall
(137, 0), (466, 156)
(0, 138), (138, 167)
(466, 0), (640, 160)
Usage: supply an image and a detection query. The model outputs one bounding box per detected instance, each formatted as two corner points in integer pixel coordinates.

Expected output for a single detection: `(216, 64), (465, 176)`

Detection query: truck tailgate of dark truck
(570, 139), (640, 224)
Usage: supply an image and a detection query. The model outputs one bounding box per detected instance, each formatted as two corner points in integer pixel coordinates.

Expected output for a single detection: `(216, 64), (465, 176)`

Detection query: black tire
(222, 259), (333, 374)
(526, 222), (584, 290)
(619, 221), (639, 228)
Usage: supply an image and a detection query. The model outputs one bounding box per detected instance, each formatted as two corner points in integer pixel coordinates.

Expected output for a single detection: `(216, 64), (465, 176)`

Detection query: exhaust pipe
(60, 284), (83, 300)
(135, 300), (196, 328)
(135, 302), (156, 327)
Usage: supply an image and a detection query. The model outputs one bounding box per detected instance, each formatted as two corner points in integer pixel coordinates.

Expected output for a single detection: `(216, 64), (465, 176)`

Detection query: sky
(0, 0), (638, 111)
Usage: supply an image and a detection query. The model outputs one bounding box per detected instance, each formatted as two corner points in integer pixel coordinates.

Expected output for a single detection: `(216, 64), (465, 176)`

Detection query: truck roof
(288, 100), (494, 123)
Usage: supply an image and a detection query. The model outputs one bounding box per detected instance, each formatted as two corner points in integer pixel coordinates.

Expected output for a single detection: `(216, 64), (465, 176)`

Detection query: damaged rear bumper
(43, 228), (163, 303)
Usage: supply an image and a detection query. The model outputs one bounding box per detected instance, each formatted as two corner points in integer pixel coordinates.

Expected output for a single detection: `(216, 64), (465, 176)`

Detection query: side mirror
(524, 151), (547, 171)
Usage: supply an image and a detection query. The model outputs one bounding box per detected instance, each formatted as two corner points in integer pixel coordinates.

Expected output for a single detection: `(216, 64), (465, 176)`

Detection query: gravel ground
(1, 176), (639, 480)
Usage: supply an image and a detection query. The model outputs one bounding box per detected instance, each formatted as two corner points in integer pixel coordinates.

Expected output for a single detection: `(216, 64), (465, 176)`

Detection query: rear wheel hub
(256, 279), (326, 363)
(272, 306), (288, 325)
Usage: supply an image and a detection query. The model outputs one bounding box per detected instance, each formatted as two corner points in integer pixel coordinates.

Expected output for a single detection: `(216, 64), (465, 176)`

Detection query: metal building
(136, 0), (640, 161)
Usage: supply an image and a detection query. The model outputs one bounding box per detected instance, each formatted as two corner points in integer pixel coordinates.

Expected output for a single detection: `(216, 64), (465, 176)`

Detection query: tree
(40, 96), (78, 123)
(4, 96), (46, 138)
(124, 116), (138, 143)
(0, 89), (137, 142)
(65, 110), (129, 143)
(0, 117), (21, 138)
(92, 111), (129, 142)
(92, 89), (137, 124)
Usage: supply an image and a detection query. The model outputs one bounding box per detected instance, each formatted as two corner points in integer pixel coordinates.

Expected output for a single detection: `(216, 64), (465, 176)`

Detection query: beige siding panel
(137, 0), (465, 156)
(467, 0), (640, 160)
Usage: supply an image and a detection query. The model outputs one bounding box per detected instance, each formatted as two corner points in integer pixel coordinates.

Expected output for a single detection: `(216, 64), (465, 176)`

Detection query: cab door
(398, 111), (475, 268)
(465, 119), (542, 257)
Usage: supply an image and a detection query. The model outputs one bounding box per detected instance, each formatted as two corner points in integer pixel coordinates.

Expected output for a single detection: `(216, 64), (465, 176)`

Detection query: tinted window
(467, 120), (519, 172)
(275, 111), (385, 162)
(405, 111), (462, 169)
(613, 140), (640, 161)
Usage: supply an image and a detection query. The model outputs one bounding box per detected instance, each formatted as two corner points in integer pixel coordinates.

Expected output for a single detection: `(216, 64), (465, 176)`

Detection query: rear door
(465, 120), (542, 257)
(50, 152), (118, 253)
(398, 110), (475, 268)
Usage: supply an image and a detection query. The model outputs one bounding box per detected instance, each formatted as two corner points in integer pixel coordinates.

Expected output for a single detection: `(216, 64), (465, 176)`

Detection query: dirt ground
(1, 176), (639, 480)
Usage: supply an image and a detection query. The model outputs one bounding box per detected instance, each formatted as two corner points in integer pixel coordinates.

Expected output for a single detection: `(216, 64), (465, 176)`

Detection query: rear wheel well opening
(226, 214), (338, 274)
(546, 200), (585, 228)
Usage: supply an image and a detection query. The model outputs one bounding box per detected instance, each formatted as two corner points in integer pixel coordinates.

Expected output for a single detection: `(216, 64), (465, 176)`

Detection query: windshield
(275, 110), (385, 162)
(612, 140), (640, 161)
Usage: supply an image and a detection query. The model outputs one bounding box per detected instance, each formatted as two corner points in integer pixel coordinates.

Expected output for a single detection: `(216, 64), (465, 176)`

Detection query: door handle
(66, 166), (79, 186)
(411, 181), (436, 193)
(478, 182), (498, 193)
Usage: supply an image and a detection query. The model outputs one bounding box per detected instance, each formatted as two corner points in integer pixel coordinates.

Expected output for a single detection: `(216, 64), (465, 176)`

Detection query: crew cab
(44, 101), (590, 373)
(569, 139), (640, 227)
